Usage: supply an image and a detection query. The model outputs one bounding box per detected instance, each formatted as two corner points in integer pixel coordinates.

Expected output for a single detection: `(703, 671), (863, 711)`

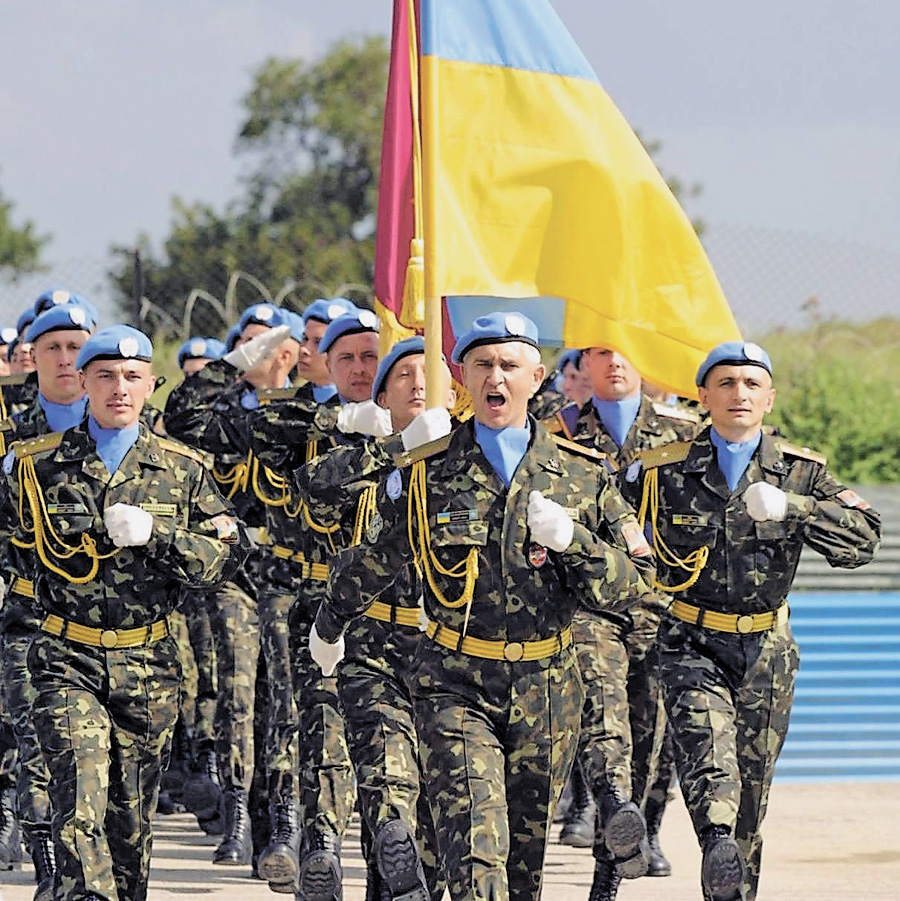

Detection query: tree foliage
(0, 184), (47, 277)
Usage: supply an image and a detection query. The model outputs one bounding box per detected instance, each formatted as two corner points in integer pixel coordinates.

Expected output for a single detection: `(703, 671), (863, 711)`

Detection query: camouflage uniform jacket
(0, 372), (39, 420)
(321, 417), (655, 644)
(0, 422), (248, 630)
(640, 426), (881, 615)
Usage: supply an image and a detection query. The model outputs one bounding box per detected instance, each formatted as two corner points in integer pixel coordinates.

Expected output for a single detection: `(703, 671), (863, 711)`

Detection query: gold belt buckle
(504, 641), (524, 662)
(100, 630), (119, 649)
(736, 615), (755, 634)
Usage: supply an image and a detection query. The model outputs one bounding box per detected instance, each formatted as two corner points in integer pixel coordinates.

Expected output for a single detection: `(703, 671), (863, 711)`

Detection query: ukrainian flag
(419, 0), (741, 398)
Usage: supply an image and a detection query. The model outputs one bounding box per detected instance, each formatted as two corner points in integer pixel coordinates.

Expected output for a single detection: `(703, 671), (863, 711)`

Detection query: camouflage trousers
(0, 630), (52, 835)
(657, 615), (799, 901)
(412, 642), (583, 901)
(291, 616), (356, 838)
(181, 599), (218, 750)
(28, 632), (181, 901)
(257, 587), (298, 796)
(339, 618), (443, 898)
(204, 580), (259, 793)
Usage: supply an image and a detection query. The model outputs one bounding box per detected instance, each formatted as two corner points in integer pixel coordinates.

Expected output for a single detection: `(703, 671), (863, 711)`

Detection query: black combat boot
(182, 742), (223, 825)
(588, 859), (622, 901)
(643, 794), (672, 877)
(0, 783), (22, 870)
(28, 826), (56, 901)
(297, 830), (343, 901)
(700, 826), (747, 901)
(374, 819), (429, 901)
(213, 790), (253, 865)
(598, 788), (649, 879)
(558, 759), (596, 848)
(257, 791), (301, 893)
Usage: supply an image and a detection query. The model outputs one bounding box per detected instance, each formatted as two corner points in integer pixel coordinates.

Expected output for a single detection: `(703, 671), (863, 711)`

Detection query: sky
(1, 1), (898, 331)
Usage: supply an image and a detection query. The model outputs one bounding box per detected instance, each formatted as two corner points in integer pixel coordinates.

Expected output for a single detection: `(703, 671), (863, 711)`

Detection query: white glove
(336, 400), (393, 437)
(527, 490), (575, 553)
(401, 407), (452, 451)
(223, 324), (291, 372)
(104, 503), (154, 547)
(744, 481), (788, 522)
(309, 623), (345, 677)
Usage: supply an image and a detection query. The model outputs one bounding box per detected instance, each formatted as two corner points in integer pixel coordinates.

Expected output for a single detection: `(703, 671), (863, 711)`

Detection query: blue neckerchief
(38, 393), (87, 432)
(592, 392), (642, 448)
(240, 387), (259, 410)
(312, 383), (337, 403)
(88, 415), (140, 475)
(710, 427), (761, 491)
(474, 420), (531, 487)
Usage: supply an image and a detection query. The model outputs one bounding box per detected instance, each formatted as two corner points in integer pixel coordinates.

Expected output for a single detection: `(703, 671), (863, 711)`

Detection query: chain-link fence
(2, 223), (899, 345)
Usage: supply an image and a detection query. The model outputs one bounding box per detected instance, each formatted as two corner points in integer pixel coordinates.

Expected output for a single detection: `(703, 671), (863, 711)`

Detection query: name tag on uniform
(436, 509), (479, 525)
(47, 503), (88, 515)
(139, 502), (178, 517)
(672, 514), (709, 526)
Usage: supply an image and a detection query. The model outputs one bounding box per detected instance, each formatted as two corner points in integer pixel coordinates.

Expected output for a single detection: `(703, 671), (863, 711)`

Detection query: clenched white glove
(527, 490), (575, 553)
(223, 324), (291, 372)
(401, 407), (452, 451)
(336, 400), (393, 437)
(744, 481), (788, 522)
(309, 623), (345, 677)
(104, 503), (153, 547)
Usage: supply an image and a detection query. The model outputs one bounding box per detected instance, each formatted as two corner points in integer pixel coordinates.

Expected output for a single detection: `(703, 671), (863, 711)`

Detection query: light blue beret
(27, 303), (97, 343)
(16, 308), (35, 336)
(451, 311), (539, 364)
(302, 297), (358, 326)
(33, 289), (100, 325)
(371, 336), (425, 401)
(558, 348), (583, 372)
(238, 303), (285, 332)
(177, 337), (226, 369)
(224, 324), (242, 352)
(76, 325), (153, 370)
(696, 341), (773, 387)
(319, 308), (380, 354)
(281, 310), (306, 344)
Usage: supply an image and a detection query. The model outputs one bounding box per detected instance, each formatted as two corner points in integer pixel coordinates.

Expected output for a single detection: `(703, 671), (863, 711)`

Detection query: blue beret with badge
(451, 311), (540, 364)
(26, 303), (97, 343)
(33, 288), (100, 325)
(302, 297), (358, 326)
(177, 336), (226, 369)
(76, 324), (153, 370)
(16, 308), (36, 336)
(371, 336), (425, 401)
(695, 341), (773, 387)
(319, 307), (381, 354)
(0, 327), (19, 346)
(238, 303), (285, 333)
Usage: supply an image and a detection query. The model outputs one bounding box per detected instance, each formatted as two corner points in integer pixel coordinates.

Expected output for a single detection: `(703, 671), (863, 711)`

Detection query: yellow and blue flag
(419, 0), (741, 398)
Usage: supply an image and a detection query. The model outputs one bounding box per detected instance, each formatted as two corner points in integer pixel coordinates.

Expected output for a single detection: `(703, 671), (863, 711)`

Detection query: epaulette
(258, 388), (297, 407)
(639, 441), (692, 469)
(0, 374), (28, 387)
(155, 435), (212, 467)
(652, 402), (700, 424)
(0, 418), (15, 434)
(14, 432), (63, 458)
(392, 433), (452, 469)
(775, 439), (826, 466)
(552, 435), (614, 469)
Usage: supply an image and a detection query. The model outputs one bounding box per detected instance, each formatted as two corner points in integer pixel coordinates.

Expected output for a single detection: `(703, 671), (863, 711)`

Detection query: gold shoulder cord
(350, 484), (377, 547)
(407, 460), (478, 636)
(637, 467), (709, 592)
(213, 459), (249, 499)
(249, 453), (292, 508)
(16, 455), (119, 584)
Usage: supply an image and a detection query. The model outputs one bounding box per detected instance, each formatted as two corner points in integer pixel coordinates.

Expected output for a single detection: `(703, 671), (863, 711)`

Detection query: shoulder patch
(14, 431), (64, 458)
(392, 433), (452, 469)
(155, 435), (211, 467)
(640, 441), (692, 469)
(552, 435), (614, 469)
(775, 440), (826, 466)
(652, 402), (700, 424)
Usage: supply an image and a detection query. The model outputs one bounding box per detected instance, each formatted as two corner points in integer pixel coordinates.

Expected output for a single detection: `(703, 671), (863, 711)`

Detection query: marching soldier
(0, 324), (247, 901)
(636, 341), (880, 901)
(319, 312), (655, 901)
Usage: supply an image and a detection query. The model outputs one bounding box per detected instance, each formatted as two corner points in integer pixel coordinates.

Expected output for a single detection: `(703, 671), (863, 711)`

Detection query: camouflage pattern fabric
(0, 372), (39, 421)
(182, 593), (218, 749)
(327, 417), (654, 901)
(644, 426), (880, 900)
(0, 420), (246, 900)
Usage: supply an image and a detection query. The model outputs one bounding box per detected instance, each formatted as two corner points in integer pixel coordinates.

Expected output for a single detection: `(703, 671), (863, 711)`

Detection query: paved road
(1, 781), (898, 900)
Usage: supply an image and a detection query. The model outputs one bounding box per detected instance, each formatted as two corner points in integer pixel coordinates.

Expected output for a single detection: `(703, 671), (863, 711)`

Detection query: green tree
(110, 36), (388, 337)
(0, 183), (47, 276)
